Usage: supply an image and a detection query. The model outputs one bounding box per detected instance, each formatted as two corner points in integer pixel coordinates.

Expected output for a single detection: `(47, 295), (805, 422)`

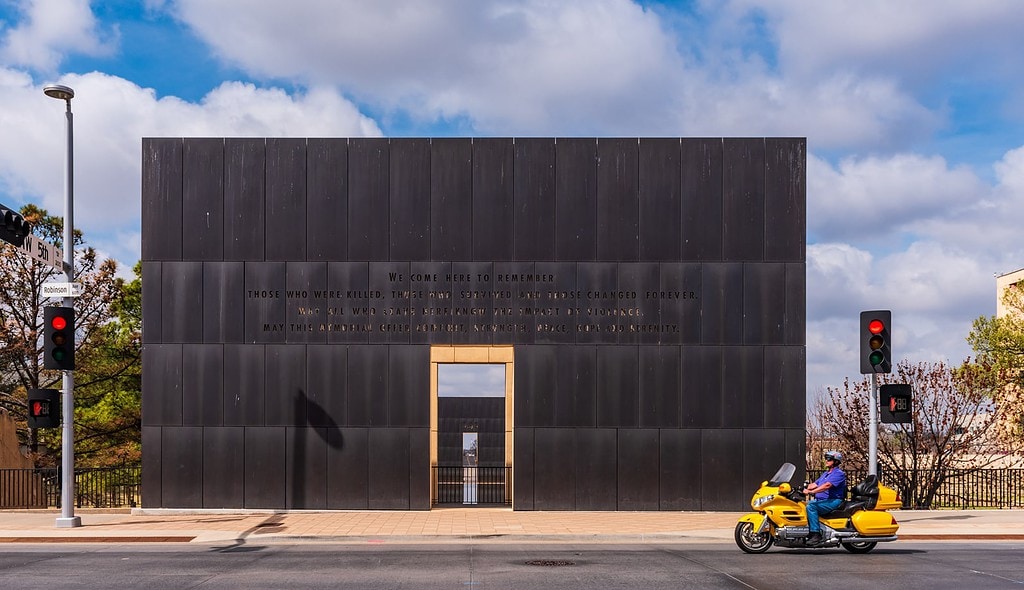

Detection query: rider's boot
(806, 531), (822, 545)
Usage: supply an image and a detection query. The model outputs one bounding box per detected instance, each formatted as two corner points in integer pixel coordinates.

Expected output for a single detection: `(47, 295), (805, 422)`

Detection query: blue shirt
(813, 467), (846, 500)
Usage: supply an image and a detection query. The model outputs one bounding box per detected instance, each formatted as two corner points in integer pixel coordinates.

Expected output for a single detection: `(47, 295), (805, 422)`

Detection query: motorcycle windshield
(768, 463), (796, 486)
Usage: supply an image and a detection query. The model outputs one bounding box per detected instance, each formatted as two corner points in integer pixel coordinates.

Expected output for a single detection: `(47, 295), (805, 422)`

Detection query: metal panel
(307, 138), (348, 261)
(555, 138), (597, 261)
(617, 262), (658, 345)
(597, 138), (639, 261)
(786, 428), (807, 483)
(560, 345), (597, 428)
(286, 262), (327, 344)
(141, 426), (162, 507)
(348, 138), (389, 261)
(680, 138), (723, 261)
(680, 346), (722, 428)
(764, 346), (805, 428)
(596, 346), (638, 428)
(161, 427), (203, 508)
(223, 344), (265, 426)
(368, 428), (410, 509)
(451, 261), (492, 345)
(244, 427), (286, 508)
(530, 262), (569, 345)
(266, 138), (306, 261)
(142, 262), (162, 344)
(327, 427), (368, 509)
(701, 263), (743, 344)
(203, 427), (245, 508)
(659, 263), (701, 345)
(286, 427), (328, 509)
(388, 345), (429, 427)
(141, 138), (182, 261)
(347, 345), (388, 426)
(390, 138), (431, 261)
(513, 138), (555, 261)
(431, 138), (472, 261)
(513, 427), (534, 510)
(743, 262), (786, 344)
(326, 262), (369, 344)
(639, 345), (680, 428)
(141, 344), (182, 426)
(743, 428), (786, 494)
(639, 138), (681, 261)
(534, 428), (576, 510)
(224, 138), (266, 261)
(409, 428), (431, 509)
(203, 262), (244, 343)
(659, 429), (702, 510)
(576, 263), (617, 344)
(244, 262), (286, 343)
(306, 344), (347, 428)
(409, 262), (452, 346)
(765, 138), (805, 262)
(182, 138), (224, 261)
(514, 345), (556, 428)
(369, 262), (410, 344)
(161, 262), (203, 343)
(722, 346), (763, 428)
(182, 344), (223, 427)
(575, 428), (616, 510)
(617, 429), (659, 510)
(265, 344), (307, 426)
(785, 262), (806, 345)
(472, 138), (514, 261)
(701, 429), (745, 510)
(722, 138), (765, 262)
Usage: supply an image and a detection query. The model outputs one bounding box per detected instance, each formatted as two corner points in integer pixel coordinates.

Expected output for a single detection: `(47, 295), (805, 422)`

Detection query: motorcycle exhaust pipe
(841, 535), (898, 543)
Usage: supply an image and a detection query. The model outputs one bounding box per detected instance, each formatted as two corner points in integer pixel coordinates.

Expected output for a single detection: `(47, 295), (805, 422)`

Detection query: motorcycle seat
(827, 474), (880, 517)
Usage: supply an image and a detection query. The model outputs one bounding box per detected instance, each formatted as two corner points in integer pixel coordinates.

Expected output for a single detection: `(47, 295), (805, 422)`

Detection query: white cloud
(0, 0), (117, 72)
(0, 69), (381, 269)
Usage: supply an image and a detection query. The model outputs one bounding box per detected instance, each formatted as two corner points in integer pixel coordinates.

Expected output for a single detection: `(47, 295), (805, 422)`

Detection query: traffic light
(27, 389), (61, 429)
(880, 384), (912, 424)
(44, 306), (75, 370)
(0, 203), (31, 247)
(859, 310), (892, 374)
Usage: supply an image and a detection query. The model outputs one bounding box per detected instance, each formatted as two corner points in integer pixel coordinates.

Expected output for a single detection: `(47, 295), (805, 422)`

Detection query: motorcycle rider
(802, 450), (847, 545)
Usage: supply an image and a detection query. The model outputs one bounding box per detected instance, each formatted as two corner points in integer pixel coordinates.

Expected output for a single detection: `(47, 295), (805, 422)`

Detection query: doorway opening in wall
(431, 347), (513, 507)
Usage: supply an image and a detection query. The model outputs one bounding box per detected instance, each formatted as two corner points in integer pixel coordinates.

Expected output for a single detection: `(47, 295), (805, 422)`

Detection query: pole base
(55, 516), (82, 528)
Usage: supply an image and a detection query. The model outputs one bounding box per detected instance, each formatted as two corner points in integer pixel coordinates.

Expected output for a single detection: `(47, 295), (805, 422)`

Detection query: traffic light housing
(860, 310), (892, 374)
(0, 203), (31, 247)
(44, 306), (75, 370)
(880, 384), (912, 424)
(27, 389), (61, 429)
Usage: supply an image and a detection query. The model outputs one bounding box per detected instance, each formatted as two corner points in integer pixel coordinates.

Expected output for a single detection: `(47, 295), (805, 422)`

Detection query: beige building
(996, 268), (1024, 318)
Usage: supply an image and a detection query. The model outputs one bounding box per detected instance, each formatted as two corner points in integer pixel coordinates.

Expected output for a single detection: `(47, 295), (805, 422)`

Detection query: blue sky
(2, 0), (1023, 397)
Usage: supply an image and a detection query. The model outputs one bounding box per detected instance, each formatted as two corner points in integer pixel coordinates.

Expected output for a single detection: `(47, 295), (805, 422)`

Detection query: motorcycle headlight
(752, 494), (774, 508)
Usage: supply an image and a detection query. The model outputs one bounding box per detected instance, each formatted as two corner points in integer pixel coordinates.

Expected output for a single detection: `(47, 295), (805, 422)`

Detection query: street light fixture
(43, 83), (81, 528)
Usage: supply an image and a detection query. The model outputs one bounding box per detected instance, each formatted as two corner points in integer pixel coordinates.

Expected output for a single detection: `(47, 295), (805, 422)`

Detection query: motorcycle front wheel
(841, 541), (877, 554)
(734, 521), (773, 553)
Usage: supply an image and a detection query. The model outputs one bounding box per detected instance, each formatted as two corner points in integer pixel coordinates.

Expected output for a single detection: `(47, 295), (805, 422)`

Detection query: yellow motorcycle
(735, 462), (901, 554)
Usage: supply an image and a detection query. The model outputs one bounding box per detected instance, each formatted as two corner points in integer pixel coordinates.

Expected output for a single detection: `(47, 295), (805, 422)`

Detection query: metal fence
(0, 466), (140, 509)
(433, 466), (511, 506)
(808, 468), (1024, 509)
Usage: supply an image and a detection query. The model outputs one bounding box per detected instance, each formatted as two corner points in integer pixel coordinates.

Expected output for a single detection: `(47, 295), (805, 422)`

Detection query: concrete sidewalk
(2, 508), (1023, 544)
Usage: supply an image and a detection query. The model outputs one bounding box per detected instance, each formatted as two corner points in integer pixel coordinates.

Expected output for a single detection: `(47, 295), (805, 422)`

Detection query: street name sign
(18, 234), (64, 271)
(42, 282), (82, 298)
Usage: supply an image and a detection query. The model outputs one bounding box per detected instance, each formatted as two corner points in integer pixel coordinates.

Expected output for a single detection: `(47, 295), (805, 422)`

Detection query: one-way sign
(17, 234), (64, 271)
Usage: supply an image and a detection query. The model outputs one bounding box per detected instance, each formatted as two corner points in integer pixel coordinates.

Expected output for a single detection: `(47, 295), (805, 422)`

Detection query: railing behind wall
(0, 466), (140, 509)
(433, 466), (511, 506)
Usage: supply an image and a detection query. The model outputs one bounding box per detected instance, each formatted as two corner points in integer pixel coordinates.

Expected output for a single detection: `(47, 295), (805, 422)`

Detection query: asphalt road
(2, 541), (1023, 589)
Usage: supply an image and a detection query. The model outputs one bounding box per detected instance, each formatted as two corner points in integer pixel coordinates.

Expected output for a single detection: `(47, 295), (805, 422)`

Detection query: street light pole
(43, 84), (81, 528)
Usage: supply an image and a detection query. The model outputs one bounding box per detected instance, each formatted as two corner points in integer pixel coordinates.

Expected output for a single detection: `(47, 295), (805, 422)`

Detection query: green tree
(808, 360), (1020, 508)
(0, 205), (137, 467)
(966, 284), (1024, 444)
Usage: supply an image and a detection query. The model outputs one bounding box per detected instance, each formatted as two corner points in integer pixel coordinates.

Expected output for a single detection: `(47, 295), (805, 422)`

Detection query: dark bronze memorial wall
(141, 137), (806, 511)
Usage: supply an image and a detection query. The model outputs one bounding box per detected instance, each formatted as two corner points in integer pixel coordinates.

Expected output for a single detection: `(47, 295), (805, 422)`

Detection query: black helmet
(824, 450), (843, 464)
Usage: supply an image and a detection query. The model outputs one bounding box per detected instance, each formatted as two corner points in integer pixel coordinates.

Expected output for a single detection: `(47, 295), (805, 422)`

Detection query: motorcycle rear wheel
(735, 521), (773, 553)
(841, 541), (877, 554)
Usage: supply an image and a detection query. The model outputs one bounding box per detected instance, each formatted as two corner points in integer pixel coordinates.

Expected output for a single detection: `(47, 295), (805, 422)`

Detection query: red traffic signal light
(27, 388), (61, 429)
(44, 306), (75, 370)
(860, 310), (892, 374)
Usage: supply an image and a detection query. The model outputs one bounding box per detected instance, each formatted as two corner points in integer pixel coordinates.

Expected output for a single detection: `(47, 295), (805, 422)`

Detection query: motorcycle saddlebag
(850, 510), (899, 535)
